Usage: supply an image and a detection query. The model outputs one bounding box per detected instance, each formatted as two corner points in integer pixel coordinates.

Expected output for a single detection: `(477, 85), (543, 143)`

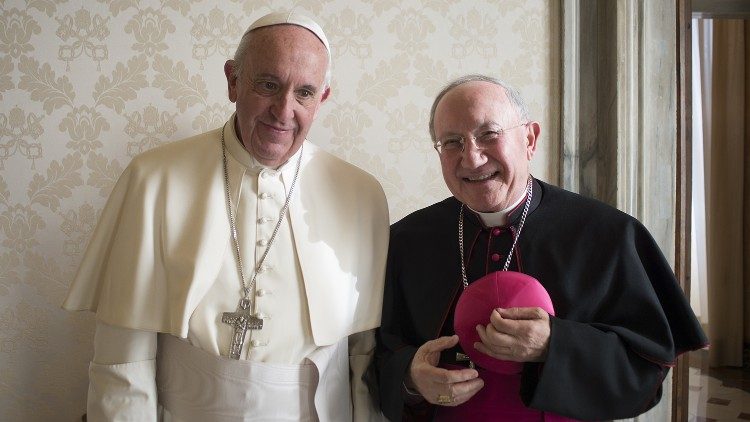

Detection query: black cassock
(372, 178), (707, 421)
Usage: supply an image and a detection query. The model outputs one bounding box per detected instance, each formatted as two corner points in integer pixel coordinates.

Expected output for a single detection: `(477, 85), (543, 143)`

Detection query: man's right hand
(407, 335), (484, 406)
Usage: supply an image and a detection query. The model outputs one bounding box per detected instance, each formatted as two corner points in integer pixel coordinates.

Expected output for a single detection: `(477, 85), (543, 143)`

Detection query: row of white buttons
(252, 171), (277, 350)
(250, 301), (270, 346)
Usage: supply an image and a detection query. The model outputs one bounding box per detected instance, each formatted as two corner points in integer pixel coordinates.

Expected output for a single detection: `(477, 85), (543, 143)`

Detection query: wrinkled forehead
(436, 82), (519, 129)
(245, 25), (329, 71)
(248, 25), (326, 54)
(240, 26), (329, 90)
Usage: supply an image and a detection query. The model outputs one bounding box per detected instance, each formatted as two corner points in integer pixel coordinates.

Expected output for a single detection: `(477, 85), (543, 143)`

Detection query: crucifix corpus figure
(222, 298), (263, 359)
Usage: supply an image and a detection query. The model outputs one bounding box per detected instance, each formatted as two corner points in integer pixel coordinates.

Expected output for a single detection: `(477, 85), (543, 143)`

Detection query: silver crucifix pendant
(221, 297), (263, 359)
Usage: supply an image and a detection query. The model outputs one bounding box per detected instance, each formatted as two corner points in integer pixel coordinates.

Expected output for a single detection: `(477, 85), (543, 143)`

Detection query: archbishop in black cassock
(371, 74), (707, 422)
(374, 179), (707, 420)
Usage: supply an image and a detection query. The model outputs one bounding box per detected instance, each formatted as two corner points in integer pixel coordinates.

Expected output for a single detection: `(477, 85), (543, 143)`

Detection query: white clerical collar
(469, 190), (526, 227)
(223, 113), (301, 175)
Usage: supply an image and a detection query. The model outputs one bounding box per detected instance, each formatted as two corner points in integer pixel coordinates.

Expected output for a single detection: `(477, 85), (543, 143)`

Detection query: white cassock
(63, 116), (389, 421)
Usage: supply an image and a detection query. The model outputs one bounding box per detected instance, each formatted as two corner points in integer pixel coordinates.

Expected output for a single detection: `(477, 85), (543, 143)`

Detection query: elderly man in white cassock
(63, 11), (389, 421)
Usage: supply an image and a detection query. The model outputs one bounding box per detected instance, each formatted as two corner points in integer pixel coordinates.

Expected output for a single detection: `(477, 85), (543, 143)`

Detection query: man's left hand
(474, 307), (551, 362)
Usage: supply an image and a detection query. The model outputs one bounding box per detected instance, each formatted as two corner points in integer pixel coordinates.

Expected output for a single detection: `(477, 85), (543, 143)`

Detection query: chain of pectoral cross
(218, 126), (303, 359)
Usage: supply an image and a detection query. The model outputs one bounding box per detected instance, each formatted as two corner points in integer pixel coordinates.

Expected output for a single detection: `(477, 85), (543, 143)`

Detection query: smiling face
(433, 81), (540, 212)
(224, 25), (330, 168)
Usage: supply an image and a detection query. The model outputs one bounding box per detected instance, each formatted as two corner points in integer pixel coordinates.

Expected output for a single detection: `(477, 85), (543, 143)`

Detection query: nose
(460, 138), (487, 168)
(270, 91), (295, 123)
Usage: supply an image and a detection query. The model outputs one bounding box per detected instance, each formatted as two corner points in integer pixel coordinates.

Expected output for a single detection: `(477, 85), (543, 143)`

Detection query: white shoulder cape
(63, 119), (389, 346)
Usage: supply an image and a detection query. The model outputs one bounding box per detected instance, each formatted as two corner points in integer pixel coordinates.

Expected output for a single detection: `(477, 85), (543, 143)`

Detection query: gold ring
(437, 394), (453, 404)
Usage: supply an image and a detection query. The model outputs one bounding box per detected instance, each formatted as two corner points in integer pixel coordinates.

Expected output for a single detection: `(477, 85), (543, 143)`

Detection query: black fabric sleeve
(518, 214), (705, 420)
(374, 341), (419, 421)
(520, 317), (665, 420)
(373, 233), (420, 422)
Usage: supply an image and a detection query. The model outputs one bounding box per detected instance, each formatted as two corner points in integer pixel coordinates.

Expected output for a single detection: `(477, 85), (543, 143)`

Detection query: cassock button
(257, 289), (268, 296)
(257, 239), (268, 246)
(492, 228), (502, 236)
(491, 253), (501, 262)
(251, 339), (262, 347)
(257, 217), (272, 224)
(259, 192), (271, 199)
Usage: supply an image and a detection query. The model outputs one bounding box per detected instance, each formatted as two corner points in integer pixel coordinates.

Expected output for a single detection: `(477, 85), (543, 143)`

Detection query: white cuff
(87, 360), (158, 421)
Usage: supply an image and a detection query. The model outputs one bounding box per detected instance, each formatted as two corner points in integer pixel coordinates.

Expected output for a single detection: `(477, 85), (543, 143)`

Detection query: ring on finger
(437, 394), (453, 404)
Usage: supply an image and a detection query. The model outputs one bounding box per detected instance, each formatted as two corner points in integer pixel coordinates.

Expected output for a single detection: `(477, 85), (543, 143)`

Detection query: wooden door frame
(672, 0), (692, 420)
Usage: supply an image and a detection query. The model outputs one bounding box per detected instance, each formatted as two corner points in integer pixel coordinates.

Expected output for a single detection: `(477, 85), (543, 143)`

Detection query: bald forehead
(436, 81), (517, 119)
(441, 81), (508, 107)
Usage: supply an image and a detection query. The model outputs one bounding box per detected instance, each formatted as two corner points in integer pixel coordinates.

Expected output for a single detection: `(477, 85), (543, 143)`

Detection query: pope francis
(63, 12), (389, 421)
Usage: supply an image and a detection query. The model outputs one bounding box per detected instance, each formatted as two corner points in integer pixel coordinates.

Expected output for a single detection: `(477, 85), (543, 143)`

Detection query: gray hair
(231, 27), (332, 89)
(428, 74), (530, 142)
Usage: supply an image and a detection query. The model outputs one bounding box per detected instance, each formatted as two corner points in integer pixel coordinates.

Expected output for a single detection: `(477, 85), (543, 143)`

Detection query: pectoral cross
(456, 352), (476, 369)
(222, 298), (263, 360)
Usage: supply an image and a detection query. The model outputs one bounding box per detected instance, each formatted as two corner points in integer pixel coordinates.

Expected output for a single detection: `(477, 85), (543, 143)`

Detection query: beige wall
(0, 1), (559, 420)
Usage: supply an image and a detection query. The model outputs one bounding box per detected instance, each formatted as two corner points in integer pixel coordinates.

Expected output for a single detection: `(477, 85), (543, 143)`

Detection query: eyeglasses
(433, 122), (529, 155)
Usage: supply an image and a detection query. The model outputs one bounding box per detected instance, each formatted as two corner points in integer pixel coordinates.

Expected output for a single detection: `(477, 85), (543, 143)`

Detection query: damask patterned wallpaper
(0, 0), (558, 420)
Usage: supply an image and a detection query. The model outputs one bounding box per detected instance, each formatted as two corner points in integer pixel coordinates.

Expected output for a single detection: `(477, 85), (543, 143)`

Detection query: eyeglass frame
(432, 122), (529, 155)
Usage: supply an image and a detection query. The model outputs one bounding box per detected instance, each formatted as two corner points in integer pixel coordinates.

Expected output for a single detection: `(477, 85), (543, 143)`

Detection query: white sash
(156, 334), (319, 421)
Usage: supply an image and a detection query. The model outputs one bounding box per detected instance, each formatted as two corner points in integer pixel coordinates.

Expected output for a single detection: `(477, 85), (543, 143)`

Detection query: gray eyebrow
(252, 74), (320, 94)
(439, 122), (502, 139)
(478, 122), (501, 130)
(297, 84), (318, 94)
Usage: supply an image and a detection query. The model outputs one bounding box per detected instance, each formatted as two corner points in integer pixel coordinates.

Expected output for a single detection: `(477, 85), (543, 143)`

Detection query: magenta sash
(433, 365), (578, 421)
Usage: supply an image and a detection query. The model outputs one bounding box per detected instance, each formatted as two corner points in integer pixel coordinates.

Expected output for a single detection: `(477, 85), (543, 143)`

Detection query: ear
(224, 60), (238, 103)
(310, 86), (331, 120)
(320, 86), (331, 103)
(525, 121), (541, 160)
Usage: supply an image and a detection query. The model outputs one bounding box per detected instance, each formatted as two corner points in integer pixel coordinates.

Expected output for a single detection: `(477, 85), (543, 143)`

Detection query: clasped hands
(407, 307), (551, 406)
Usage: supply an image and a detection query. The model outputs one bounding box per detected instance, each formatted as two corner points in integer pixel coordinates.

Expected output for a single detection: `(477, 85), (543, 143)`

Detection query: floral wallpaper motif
(56, 8), (109, 69)
(0, 0), (557, 420)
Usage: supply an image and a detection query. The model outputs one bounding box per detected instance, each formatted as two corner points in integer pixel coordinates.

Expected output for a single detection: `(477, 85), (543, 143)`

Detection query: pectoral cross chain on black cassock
(219, 128), (303, 359)
(456, 352), (476, 369)
(222, 298), (263, 359)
